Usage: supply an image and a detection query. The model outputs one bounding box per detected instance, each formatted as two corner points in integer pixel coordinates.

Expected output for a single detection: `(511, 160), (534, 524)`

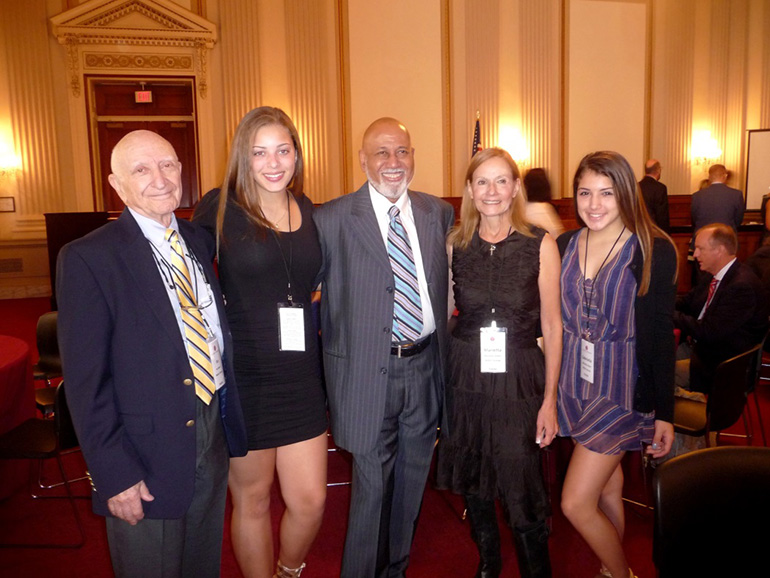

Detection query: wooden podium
(44, 212), (109, 310)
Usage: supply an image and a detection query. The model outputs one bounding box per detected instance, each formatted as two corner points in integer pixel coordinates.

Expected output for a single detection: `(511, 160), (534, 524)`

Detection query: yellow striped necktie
(165, 229), (216, 405)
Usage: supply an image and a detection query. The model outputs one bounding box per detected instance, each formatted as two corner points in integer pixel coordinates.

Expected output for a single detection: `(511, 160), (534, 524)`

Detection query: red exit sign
(134, 90), (153, 103)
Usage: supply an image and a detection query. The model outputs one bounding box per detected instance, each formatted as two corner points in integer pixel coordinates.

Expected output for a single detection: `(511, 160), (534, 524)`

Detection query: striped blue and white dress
(557, 231), (655, 455)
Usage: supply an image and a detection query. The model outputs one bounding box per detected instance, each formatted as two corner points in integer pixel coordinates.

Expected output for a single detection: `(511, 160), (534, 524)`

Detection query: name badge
(580, 338), (594, 384)
(480, 322), (507, 373)
(208, 335), (226, 390)
(278, 303), (305, 351)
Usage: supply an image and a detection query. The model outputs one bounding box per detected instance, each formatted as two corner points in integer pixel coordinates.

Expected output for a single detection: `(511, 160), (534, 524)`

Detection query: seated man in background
(674, 223), (769, 394)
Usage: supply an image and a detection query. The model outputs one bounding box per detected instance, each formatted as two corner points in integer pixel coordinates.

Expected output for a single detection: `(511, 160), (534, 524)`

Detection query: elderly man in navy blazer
(57, 130), (247, 578)
(314, 118), (454, 577)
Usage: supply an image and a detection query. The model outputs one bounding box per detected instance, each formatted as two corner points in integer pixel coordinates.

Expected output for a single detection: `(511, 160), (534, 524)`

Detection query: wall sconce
(499, 126), (530, 171)
(0, 144), (21, 179)
(691, 130), (722, 167)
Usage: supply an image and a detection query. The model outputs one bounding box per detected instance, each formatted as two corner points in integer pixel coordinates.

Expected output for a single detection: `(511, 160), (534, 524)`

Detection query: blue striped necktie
(387, 205), (423, 342)
(165, 229), (216, 405)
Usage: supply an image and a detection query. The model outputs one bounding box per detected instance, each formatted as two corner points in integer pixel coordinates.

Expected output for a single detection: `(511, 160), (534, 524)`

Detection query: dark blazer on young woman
(557, 230), (677, 423)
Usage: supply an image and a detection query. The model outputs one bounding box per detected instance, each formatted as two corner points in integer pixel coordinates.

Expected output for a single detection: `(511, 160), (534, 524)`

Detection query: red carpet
(1, 297), (766, 577)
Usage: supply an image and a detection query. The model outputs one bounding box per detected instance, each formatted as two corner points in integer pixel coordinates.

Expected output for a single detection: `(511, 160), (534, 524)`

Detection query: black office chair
(673, 343), (761, 447)
(0, 383), (85, 548)
(750, 328), (770, 446)
(32, 311), (62, 417)
(653, 446), (770, 577)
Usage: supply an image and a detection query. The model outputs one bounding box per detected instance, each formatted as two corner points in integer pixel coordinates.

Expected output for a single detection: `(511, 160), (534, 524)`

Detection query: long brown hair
(215, 106), (304, 248)
(572, 151), (676, 295)
(448, 147), (532, 249)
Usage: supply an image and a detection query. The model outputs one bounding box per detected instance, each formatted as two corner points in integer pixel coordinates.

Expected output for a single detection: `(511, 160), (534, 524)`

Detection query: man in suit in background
(57, 130), (247, 578)
(690, 164), (744, 233)
(673, 223), (768, 394)
(314, 117), (454, 577)
(638, 158), (670, 232)
(689, 164), (745, 284)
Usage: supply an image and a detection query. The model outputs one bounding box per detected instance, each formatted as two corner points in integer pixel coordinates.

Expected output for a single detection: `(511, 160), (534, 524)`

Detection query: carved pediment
(50, 0), (217, 47)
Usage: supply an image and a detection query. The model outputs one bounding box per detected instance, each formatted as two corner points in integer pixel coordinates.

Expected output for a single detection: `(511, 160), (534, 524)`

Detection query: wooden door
(90, 79), (199, 212)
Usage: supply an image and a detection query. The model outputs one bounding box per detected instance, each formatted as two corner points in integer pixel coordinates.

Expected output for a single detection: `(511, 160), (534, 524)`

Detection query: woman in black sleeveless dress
(193, 107), (326, 578)
(436, 148), (562, 578)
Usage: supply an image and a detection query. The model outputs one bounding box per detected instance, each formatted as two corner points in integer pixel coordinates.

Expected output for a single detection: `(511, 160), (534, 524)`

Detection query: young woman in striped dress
(556, 151), (677, 578)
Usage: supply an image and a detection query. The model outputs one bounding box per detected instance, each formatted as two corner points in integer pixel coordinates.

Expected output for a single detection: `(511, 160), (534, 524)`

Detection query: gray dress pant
(341, 341), (441, 578)
(106, 392), (229, 578)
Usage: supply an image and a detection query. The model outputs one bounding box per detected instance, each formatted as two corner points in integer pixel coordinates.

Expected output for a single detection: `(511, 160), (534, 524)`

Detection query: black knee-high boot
(512, 520), (552, 578)
(464, 494), (502, 578)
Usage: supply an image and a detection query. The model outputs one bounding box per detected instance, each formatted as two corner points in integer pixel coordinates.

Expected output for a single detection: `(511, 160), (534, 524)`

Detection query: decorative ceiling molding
(50, 0), (217, 97)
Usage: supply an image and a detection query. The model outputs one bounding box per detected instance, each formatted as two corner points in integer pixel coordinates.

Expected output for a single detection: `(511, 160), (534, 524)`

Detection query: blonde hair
(448, 147), (532, 249)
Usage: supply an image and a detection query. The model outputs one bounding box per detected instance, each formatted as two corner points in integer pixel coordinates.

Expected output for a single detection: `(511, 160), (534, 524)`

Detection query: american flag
(472, 117), (482, 156)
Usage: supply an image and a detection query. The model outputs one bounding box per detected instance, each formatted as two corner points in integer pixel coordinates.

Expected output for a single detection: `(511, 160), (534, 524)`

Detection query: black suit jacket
(639, 176), (670, 232)
(674, 260), (769, 393)
(56, 211), (247, 518)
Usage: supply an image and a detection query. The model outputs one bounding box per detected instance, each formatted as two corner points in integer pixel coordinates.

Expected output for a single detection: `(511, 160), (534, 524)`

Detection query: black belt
(391, 334), (432, 358)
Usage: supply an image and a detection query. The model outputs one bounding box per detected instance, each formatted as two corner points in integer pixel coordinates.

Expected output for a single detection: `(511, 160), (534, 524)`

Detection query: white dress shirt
(368, 184), (436, 340)
(698, 257), (736, 320)
(130, 208), (225, 387)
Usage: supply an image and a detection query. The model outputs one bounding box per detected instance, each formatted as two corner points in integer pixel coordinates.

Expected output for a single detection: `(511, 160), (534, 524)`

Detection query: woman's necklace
(481, 225), (512, 255)
(271, 208), (288, 229)
(262, 193), (290, 230)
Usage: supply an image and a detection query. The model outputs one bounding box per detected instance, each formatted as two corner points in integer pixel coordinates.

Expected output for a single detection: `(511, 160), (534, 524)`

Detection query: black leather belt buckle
(391, 334), (431, 358)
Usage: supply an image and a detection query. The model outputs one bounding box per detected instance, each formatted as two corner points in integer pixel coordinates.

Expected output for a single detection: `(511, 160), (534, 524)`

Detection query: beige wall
(347, 0), (446, 195)
(567, 0), (647, 181)
(1, 0), (770, 297)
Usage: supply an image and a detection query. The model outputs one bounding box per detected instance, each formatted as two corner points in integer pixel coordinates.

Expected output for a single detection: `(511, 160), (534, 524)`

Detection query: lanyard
(149, 237), (208, 302)
(581, 226), (625, 340)
(485, 227), (511, 316)
(267, 191), (295, 304)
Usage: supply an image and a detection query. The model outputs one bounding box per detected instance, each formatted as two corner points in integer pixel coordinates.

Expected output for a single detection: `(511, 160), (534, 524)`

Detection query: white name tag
(580, 338), (594, 384)
(208, 335), (226, 390)
(480, 323), (507, 373)
(278, 303), (306, 351)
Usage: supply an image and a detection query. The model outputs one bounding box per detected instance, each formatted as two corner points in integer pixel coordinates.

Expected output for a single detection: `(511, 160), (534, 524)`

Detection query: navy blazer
(313, 184), (455, 454)
(56, 210), (247, 518)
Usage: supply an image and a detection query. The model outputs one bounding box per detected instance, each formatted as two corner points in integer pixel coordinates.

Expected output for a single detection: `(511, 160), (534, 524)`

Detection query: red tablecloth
(0, 335), (34, 434)
(0, 335), (35, 498)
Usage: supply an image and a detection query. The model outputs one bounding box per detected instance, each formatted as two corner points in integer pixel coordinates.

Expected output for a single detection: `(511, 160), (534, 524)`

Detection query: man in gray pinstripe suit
(314, 118), (454, 577)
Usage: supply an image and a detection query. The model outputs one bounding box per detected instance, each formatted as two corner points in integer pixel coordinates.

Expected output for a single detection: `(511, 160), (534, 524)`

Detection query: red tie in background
(704, 277), (718, 311)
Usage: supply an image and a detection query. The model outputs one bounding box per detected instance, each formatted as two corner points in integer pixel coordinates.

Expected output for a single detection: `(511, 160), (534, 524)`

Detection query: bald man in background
(691, 164), (744, 234)
(638, 159), (670, 232)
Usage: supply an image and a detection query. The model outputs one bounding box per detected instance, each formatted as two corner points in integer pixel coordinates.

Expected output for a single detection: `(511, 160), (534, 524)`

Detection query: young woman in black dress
(194, 107), (327, 578)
